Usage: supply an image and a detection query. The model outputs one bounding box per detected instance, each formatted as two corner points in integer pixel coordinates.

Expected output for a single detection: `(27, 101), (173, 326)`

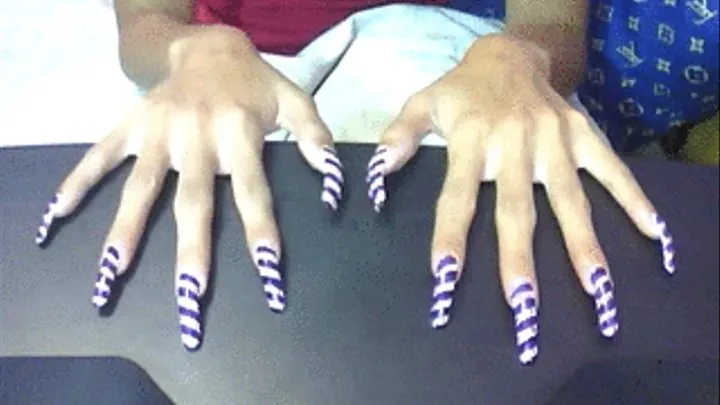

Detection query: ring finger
(545, 153), (618, 339)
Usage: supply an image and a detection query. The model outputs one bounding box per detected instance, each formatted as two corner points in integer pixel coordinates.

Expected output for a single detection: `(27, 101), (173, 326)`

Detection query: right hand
(34, 27), (344, 351)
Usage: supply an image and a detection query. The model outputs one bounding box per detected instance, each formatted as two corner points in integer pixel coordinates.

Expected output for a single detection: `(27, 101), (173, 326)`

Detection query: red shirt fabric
(193, 0), (447, 55)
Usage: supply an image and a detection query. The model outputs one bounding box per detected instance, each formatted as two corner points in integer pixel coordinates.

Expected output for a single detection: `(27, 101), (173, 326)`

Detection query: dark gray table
(1, 144), (718, 405)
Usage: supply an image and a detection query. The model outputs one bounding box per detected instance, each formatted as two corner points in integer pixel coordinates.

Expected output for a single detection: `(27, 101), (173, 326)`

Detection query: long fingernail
(430, 255), (459, 329)
(651, 213), (676, 274)
(321, 147), (343, 212)
(367, 146), (388, 213)
(35, 195), (60, 245)
(510, 282), (539, 365)
(590, 267), (619, 338)
(177, 272), (203, 351)
(254, 245), (286, 313)
(92, 246), (120, 308)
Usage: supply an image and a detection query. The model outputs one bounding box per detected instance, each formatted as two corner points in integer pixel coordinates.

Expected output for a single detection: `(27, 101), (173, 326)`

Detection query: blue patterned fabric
(447, 0), (719, 153)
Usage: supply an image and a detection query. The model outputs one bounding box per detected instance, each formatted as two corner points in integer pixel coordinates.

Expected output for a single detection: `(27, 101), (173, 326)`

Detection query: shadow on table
(0, 357), (175, 405)
(545, 358), (719, 405)
(2, 356), (718, 405)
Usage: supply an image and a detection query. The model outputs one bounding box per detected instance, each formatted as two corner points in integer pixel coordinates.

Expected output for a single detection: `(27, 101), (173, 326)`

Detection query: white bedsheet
(0, 2), (599, 149)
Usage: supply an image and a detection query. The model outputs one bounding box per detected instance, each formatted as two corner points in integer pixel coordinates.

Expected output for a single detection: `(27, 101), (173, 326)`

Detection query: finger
(277, 88), (344, 212)
(428, 129), (485, 329)
(575, 116), (676, 274)
(35, 127), (130, 245)
(224, 112), (285, 313)
(173, 127), (216, 352)
(495, 148), (539, 365)
(92, 145), (170, 308)
(369, 93), (432, 212)
(545, 152), (618, 339)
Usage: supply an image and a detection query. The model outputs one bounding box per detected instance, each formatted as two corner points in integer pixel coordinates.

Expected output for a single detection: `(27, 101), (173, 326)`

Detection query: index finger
(429, 119), (486, 329)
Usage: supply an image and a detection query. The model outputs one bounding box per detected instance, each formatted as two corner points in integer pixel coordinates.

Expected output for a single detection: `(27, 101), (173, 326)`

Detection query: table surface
(1, 144), (718, 405)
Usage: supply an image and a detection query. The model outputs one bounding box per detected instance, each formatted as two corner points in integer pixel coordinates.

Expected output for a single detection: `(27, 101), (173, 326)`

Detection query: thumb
(368, 93), (432, 212)
(277, 86), (345, 212)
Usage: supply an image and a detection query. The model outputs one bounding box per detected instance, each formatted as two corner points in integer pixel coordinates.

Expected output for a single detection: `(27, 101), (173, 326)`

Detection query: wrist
(168, 25), (255, 72)
(464, 34), (552, 80)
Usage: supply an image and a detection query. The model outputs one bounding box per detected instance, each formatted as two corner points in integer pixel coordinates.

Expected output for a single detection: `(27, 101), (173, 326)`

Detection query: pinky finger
(35, 128), (132, 245)
(579, 128), (676, 274)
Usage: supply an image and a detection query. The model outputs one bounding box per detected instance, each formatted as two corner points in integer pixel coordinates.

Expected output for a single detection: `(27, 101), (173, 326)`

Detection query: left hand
(366, 34), (676, 365)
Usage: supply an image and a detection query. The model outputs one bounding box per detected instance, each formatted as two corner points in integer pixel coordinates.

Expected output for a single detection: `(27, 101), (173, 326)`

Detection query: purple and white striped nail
(589, 267), (619, 338)
(651, 213), (676, 274)
(176, 272), (203, 351)
(430, 255), (460, 329)
(367, 146), (388, 213)
(254, 245), (286, 313)
(92, 246), (120, 308)
(35, 195), (60, 245)
(510, 282), (539, 365)
(321, 147), (343, 211)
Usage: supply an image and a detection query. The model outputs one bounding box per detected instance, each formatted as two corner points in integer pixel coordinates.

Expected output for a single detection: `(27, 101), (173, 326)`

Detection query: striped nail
(430, 255), (460, 329)
(510, 282), (539, 365)
(92, 246), (120, 308)
(321, 147), (343, 211)
(367, 147), (388, 213)
(651, 213), (676, 274)
(35, 195), (60, 245)
(590, 267), (619, 338)
(254, 245), (286, 313)
(176, 272), (203, 351)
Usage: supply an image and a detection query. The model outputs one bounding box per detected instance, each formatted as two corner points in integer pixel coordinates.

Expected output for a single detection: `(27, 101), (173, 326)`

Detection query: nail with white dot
(430, 255), (460, 329)
(92, 246), (120, 308)
(510, 282), (539, 365)
(35, 195), (60, 245)
(254, 245), (286, 313)
(367, 146), (388, 213)
(590, 267), (619, 338)
(651, 213), (676, 274)
(176, 272), (203, 351)
(321, 146), (343, 212)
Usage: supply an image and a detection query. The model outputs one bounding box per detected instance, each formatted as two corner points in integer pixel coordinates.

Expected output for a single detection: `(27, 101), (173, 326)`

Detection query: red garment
(193, 0), (447, 55)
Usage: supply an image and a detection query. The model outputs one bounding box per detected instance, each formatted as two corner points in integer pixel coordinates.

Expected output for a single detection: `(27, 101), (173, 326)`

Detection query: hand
(367, 34), (675, 365)
(34, 27), (344, 351)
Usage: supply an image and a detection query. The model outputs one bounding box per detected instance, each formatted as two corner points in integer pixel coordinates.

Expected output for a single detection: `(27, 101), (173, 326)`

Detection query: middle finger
(494, 127), (539, 365)
(173, 119), (217, 352)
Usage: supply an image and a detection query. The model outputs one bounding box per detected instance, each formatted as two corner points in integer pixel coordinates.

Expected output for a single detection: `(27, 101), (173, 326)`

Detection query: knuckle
(453, 115), (490, 137)
(436, 182), (477, 219)
(564, 108), (591, 129)
(286, 91), (318, 117)
(125, 170), (163, 197)
(533, 106), (561, 130)
(496, 194), (535, 226)
(552, 178), (590, 212)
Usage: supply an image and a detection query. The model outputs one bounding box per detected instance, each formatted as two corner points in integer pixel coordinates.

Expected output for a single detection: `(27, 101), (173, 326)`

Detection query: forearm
(117, 5), (251, 88)
(118, 12), (199, 88)
(503, 0), (589, 96)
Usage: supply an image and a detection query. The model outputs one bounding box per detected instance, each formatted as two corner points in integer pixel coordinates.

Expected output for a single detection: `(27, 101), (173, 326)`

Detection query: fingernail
(176, 272), (203, 351)
(430, 255), (459, 329)
(590, 267), (619, 338)
(367, 147), (388, 213)
(321, 146), (343, 211)
(35, 195), (60, 245)
(651, 213), (676, 274)
(510, 282), (539, 365)
(92, 246), (120, 308)
(254, 245), (286, 313)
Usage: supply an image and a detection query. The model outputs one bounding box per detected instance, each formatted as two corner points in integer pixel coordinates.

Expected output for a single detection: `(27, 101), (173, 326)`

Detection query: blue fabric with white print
(447, 0), (719, 153)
